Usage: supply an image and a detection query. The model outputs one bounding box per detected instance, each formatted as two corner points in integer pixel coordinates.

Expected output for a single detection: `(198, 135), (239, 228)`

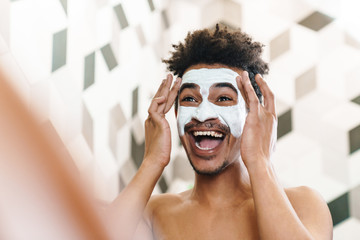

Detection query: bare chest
(152, 203), (260, 240)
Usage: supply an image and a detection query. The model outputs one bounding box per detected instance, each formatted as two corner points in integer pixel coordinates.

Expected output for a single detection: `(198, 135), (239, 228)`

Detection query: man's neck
(189, 160), (252, 209)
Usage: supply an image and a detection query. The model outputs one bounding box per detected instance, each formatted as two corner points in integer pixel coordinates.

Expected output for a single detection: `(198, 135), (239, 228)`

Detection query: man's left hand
(236, 71), (277, 170)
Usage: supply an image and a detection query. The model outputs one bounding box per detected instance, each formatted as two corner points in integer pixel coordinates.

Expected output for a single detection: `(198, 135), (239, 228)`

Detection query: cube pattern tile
(59, 0), (67, 15)
(270, 29), (290, 61)
(114, 3), (129, 29)
(82, 102), (93, 151)
(100, 43), (118, 71)
(277, 109), (292, 140)
(109, 104), (126, 159)
(52, 29), (67, 72)
(352, 95), (360, 105)
(131, 132), (145, 169)
(349, 124), (360, 154)
(2, 0), (360, 236)
(148, 0), (155, 12)
(295, 66), (316, 99)
(84, 52), (96, 90)
(328, 192), (350, 226)
(298, 11), (334, 32)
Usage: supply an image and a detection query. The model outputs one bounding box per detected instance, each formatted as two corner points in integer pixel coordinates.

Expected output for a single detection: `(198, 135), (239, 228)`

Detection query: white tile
(10, 0), (67, 84)
(0, 34), (8, 55)
(67, 134), (94, 172)
(0, 53), (31, 105)
(334, 218), (360, 240)
(317, 45), (360, 99)
(293, 91), (343, 143)
(201, 0), (223, 28)
(131, 115), (145, 144)
(268, 0), (314, 22)
(0, 0), (10, 44)
(29, 79), (51, 124)
(321, 102), (360, 151)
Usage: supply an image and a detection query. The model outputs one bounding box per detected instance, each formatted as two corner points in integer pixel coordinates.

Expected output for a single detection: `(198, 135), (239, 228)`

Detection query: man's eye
(181, 97), (196, 102)
(217, 96), (232, 102)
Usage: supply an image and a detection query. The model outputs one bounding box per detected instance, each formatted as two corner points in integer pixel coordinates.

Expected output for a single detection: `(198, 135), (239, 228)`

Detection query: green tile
(147, 0), (155, 12)
(100, 44), (118, 71)
(132, 87), (138, 117)
(114, 3), (129, 29)
(161, 10), (170, 29)
(84, 52), (95, 90)
(351, 95), (360, 105)
(82, 102), (93, 151)
(349, 124), (360, 154)
(328, 192), (350, 226)
(158, 176), (168, 193)
(277, 109), (292, 139)
(59, 0), (67, 15)
(52, 29), (67, 72)
(131, 132), (144, 168)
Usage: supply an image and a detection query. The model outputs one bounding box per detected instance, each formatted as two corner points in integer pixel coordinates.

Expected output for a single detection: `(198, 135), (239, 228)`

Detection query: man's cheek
(177, 107), (197, 136)
(216, 106), (246, 138)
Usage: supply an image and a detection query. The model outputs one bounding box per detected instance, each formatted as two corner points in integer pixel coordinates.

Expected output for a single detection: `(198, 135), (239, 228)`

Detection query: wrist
(245, 157), (272, 177)
(141, 157), (167, 173)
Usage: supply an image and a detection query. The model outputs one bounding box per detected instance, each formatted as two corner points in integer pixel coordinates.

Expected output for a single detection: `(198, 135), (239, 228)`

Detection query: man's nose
(193, 101), (218, 122)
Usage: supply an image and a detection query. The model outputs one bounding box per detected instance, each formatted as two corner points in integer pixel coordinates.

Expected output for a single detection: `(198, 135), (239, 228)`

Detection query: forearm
(106, 158), (164, 239)
(248, 160), (313, 240)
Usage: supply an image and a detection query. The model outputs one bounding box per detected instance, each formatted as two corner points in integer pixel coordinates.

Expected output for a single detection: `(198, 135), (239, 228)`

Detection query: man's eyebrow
(213, 82), (238, 95)
(179, 83), (198, 95)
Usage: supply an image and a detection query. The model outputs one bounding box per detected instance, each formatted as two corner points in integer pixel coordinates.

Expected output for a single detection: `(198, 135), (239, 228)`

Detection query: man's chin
(189, 159), (229, 176)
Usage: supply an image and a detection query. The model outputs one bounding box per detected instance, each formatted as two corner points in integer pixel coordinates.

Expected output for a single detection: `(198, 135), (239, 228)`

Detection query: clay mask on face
(177, 68), (247, 138)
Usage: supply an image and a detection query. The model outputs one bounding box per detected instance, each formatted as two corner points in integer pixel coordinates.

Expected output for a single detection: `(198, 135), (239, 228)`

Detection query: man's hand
(144, 74), (182, 169)
(236, 71), (277, 170)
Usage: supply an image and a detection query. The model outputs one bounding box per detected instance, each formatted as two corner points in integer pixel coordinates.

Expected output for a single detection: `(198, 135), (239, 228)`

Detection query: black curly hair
(162, 24), (269, 108)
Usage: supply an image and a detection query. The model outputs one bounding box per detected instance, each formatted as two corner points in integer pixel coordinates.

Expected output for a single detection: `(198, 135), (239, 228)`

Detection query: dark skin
(107, 63), (333, 240)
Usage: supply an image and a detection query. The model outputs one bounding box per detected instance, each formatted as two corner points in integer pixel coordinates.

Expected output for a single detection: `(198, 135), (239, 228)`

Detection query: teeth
(193, 131), (223, 138)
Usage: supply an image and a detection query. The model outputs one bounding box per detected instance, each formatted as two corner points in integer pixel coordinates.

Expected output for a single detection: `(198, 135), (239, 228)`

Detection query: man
(107, 25), (333, 240)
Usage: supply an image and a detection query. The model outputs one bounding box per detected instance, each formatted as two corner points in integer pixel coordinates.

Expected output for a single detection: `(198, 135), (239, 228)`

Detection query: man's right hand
(143, 74), (182, 169)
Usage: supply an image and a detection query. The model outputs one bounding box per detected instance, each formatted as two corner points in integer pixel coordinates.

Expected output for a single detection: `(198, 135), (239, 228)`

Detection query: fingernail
(167, 74), (172, 80)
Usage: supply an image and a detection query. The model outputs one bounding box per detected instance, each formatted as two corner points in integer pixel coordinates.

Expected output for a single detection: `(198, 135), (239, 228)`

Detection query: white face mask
(177, 68), (247, 138)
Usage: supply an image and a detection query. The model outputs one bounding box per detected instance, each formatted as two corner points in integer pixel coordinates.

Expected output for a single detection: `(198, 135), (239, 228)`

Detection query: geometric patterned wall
(1, 0), (360, 238)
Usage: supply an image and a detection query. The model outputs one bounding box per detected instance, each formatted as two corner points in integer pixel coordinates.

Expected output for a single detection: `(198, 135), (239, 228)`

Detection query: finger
(236, 76), (248, 108)
(164, 77), (182, 113)
(148, 96), (166, 115)
(157, 74), (173, 114)
(254, 74), (276, 115)
(241, 71), (259, 112)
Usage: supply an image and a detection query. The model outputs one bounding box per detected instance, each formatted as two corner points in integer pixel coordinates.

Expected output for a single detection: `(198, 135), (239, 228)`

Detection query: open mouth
(191, 130), (225, 151)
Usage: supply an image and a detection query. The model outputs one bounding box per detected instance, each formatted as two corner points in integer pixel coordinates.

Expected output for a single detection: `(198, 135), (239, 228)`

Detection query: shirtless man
(107, 25), (333, 240)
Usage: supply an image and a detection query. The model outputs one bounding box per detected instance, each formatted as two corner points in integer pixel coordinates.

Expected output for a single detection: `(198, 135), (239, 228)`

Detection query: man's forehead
(181, 68), (239, 91)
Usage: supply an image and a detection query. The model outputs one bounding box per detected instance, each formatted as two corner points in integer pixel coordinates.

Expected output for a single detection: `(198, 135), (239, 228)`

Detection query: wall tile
(328, 192), (350, 226)
(114, 3), (129, 29)
(52, 29), (67, 72)
(298, 11), (334, 31)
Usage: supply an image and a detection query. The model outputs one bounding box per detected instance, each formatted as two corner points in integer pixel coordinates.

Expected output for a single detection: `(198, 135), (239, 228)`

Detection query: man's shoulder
(284, 185), (324, 203)
(146, 189), (191, 213)
(284, 186), (331, 220)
